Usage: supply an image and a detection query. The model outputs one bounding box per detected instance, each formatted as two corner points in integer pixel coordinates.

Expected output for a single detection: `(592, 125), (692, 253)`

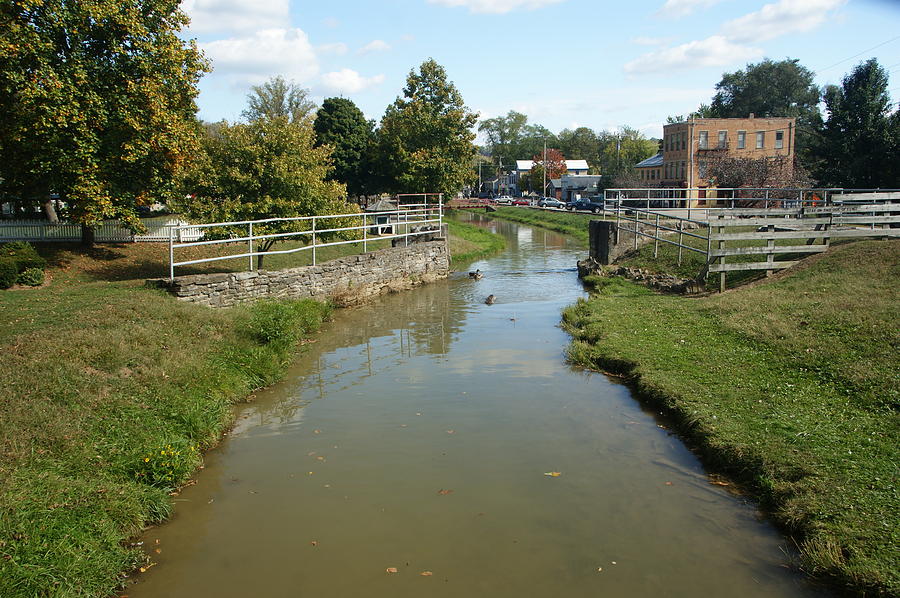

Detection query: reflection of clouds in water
(516, 227), (532, 244)
(447, 347), (563, 379)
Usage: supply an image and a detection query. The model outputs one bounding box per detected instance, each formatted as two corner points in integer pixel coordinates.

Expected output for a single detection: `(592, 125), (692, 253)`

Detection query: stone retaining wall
(150, 237), (449, 308)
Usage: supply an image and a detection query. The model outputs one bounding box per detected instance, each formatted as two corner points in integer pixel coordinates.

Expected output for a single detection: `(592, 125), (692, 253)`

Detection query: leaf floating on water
(310, 540), (318, 547)
(420, 571), (433, 576)
(437, 489), (454, 495)
(314, 429), (321, 434)
(665, 481), (673, 486)
(316, 456), (325, 461)
(446, 430), (455, 434)
(544, 472), (561, 477)
(307, 451), (317, 456)
(386, 567), (398, 574)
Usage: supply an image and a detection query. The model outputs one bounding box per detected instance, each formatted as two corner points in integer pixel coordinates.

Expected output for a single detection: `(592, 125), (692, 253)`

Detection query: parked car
(538, 197), (564, 208)
(567, 197), (606, 213)
(497, 195), (514, 205)
(511, 198), (529, 206)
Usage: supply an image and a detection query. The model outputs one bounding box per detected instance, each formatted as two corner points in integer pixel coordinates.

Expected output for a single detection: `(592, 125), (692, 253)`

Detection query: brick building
(657, 115), (796, 192)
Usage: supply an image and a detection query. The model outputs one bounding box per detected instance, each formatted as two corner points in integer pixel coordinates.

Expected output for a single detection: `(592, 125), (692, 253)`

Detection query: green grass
(0, 248), (333, 597)
(473, 207), (594, 244)
(446, 218), (506, 265)
(563, 240), (900, 596)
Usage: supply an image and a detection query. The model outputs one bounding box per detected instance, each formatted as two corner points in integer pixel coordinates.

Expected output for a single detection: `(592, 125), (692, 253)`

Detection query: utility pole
(542, 139), (547, 198)
(478, 159), (482, 196)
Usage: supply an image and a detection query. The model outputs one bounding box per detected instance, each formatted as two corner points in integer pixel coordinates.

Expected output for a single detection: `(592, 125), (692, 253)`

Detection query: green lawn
(563, 240), (900, 595)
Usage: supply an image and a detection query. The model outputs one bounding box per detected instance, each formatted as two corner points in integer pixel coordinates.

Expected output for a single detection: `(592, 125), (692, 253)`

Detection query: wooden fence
(0, 216), (202, 243)
(607, 201), (899, 291)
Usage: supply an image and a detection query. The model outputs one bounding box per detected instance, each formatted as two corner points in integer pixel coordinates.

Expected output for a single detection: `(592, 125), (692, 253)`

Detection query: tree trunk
(42, 198), (59, 223)
(81, 224), (95, 248)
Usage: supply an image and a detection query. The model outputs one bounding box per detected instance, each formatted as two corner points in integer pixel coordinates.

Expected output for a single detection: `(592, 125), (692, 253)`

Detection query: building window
(717, 131), (727, 149)
(682, 132), (687, 150)
(756, 131), (764, 149)
(775, 130), (784, 149)
(680, 161), (685, 179)
(698, 130), (708, 149)
(737, 131), (746, 149)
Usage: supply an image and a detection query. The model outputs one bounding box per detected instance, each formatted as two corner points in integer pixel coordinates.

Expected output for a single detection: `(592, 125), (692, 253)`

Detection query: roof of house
(515, 159), (590, 172)
(365, 198), (399, 212)
(635, 153), (663, 168)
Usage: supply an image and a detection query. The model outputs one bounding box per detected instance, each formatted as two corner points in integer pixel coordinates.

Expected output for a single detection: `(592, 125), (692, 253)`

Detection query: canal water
(129, 215), (825, 597)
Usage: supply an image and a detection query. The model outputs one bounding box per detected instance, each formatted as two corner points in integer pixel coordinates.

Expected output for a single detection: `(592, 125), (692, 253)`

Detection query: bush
(244, 299), (332, 349)
(17, 267), (44, 287)
(0, 241), (47, 275)
(0, 258), (17, 289)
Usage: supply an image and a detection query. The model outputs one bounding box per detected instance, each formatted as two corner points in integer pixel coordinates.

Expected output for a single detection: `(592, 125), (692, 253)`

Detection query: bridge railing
(167, 203), (443, 281)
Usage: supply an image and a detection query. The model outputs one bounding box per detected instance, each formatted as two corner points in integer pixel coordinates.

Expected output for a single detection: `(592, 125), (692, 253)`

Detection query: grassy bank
(0, 246), (334, 597)
(446, 218), (506, 265)
(474, 207), (593, 243)
(562, 240), (899, 595)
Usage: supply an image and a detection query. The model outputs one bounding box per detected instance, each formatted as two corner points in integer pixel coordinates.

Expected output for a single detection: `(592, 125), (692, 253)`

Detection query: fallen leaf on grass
(544, 472), (561, 477)
(437, 489), (454, 495)
(386, 567), (398, 574)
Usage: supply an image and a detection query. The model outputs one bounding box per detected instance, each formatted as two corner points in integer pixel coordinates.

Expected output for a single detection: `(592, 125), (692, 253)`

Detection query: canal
(129, 214), (825, 597)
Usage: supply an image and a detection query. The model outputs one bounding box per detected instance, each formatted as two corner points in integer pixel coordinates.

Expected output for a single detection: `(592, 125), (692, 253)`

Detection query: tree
(666, 104), (713, 124)
(242, 76), (316, 124)
(177, 118), (353, 269)
(557, 127), (600, 168)
(376, 59), (477, 196)
(526, 148), (566, 193)
(0, 0), (208, 244)
(817, 59), (899, 188)
(708, 59), (823, 168)
(705, 155), (812, 194)
(478, 111), (528, 163)
(597, 127), (657, 179)
(314, 98), (375, 198)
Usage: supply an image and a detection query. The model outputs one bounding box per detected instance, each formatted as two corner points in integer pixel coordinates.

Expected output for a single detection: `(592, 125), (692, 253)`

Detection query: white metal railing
(167, 202), (444, 280)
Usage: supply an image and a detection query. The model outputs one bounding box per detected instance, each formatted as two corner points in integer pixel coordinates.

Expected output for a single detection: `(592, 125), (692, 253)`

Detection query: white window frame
(698, 130), (708, 150)
(737, 130), (746, 149)
(775, 130), (784, 149)
(756, 131), (764, 149)
(717, 130), (727, 149)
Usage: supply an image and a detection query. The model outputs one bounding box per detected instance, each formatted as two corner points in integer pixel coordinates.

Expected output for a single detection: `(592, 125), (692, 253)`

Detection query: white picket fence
(0, 216), (203, 243)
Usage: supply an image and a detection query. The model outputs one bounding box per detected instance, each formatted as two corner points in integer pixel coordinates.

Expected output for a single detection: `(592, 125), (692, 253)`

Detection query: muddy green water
(129, 215), (826, 597)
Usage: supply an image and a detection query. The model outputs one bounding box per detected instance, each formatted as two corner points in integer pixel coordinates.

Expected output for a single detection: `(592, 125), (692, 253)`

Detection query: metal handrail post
(677, 220), (684, 266)
(248, 222), (254, 271)
(363, 214), (367, 252)
(169, 226), (174, 281)
(615, 200), (621, 244)
(654, 213), (660, 259)
(312, 218), (316, 265)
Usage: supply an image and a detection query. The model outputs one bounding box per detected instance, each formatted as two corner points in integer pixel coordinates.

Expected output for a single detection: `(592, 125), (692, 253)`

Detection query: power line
(814, 35), (900, 75)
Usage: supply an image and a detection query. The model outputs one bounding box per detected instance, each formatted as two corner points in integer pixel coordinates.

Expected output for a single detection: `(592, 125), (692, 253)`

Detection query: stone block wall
(150, 237), (449, 308)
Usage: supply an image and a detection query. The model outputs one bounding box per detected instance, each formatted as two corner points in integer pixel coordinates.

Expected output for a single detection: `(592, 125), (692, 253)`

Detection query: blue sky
(183, 0), (900, 139)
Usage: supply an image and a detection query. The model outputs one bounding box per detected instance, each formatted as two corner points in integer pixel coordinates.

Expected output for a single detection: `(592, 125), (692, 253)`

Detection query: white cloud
(427, 0), (565, 14)
(722, 0), (847, 43)
(657, 0), (723, 18)
(201, 28), (319, 87)
(631, 35), (674, 46)
(322, 17), (340, 28)
(318, 42), (349, 55)
(358, 39), (392, 55)
(182, 0), (289, 34)
(624, 35), (763, 74)
(320, 69), (386, 94)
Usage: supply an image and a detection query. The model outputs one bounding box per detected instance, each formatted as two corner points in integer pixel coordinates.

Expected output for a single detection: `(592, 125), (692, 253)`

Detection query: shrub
(17, 267), (45, 287)
(0, 241), (47, 273)
(0, 258), (17, 289)
(244, 299), (332, 348)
